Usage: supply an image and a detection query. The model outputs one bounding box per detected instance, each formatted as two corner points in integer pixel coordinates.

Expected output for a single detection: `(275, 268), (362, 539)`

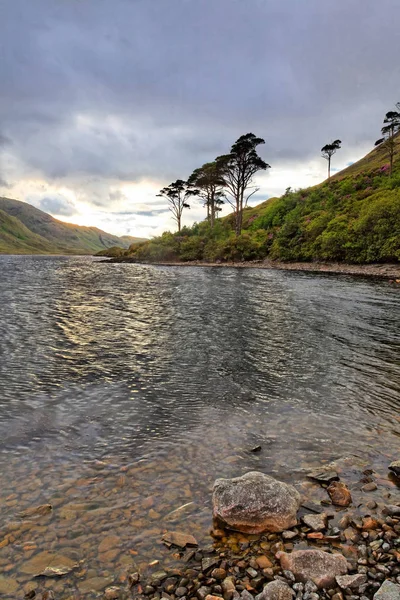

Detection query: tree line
(157, 133), (270, 236)
(158, 103), (400, 235)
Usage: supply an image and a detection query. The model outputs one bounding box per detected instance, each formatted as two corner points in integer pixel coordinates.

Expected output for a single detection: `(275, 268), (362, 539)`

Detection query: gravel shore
(106, 258), (400, 280)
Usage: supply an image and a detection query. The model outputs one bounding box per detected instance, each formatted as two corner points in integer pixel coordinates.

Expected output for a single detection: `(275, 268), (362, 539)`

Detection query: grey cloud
(0, 178), (11, 189)
(38, 195), (76, 216)
(0, 0), (399, 210)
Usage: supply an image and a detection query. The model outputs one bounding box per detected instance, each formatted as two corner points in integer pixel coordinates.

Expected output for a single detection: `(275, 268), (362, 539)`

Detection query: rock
(373, 580), (400, 600)
(211, 568), (227, 580)
(202, 557), (219, 571)
(382, 505), (400, 516)
(21, 551), (78, 576)
(362, 516), (379, 530)
(256, 555), (273, 569)
(251, 445), (262, 453)
(304, 581), (318, 593)
(255, 580), (294, 600)
(307, 469), (339, 483)
(302, 513), (328, 531)
(213, 471), (301, 533)
(36, 564), (78, 577)
(362, 482), (377, 492)
(127, 572), (140, 587)
(105, 587), (121, 599)
(98, 535), (120, 553)
(336, 574), (367, 589)
(388, 461), (400, 477)
(241, 592), (255, 600)
(0, 576), (19, 594)
(78, 576), (114, 593)
(197, 586), (212, 600)
(162, 531), (198, 548)
(277, 549), (348, 589)
(307, 531), (324, 539)
(176, 586), (188, 597)
(149, 570), (168, 584)
(222, 577), (237, 600)
(18, 504), (53, 519)
(327, 481), (352, 507)
(343, 527), (359, 543)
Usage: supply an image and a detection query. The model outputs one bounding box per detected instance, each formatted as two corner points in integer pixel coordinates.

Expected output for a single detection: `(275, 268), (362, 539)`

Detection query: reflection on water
(0, 256), (399, 597)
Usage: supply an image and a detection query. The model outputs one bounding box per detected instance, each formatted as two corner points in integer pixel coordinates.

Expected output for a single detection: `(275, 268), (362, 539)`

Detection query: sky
(0, 0), (399, 239)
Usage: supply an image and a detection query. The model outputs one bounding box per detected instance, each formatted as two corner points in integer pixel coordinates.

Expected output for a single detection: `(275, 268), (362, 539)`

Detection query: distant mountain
(0, 197), (146, 255)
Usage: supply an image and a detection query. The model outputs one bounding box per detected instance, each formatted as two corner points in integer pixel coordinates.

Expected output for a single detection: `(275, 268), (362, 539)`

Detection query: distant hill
(123, 135), (400, 264)
(0, 208), (59, 254)
(0, 197), (146, 255)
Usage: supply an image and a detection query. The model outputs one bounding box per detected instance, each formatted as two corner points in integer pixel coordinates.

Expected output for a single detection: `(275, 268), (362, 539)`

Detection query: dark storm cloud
(0, 0), (400, 194)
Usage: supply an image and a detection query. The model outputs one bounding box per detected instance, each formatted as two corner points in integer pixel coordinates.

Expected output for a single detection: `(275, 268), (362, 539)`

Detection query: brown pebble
(255, 555), (272, 569)
(362, 482), (378, 492)
(327, 481), (352, 507)
(104, 587), (120, 600)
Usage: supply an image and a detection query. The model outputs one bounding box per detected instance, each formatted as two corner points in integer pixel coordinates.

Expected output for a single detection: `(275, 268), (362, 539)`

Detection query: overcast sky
(0, 0), (399, 238)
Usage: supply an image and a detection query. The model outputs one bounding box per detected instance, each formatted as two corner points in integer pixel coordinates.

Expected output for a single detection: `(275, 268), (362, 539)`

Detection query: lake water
(0, 255), (399, 597)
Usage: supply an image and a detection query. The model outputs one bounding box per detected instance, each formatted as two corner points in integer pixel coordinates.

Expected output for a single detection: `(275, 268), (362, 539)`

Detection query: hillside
(0, 209), (60, 254)
(0, 198), (145, 255)
(118, 135), (400, 265)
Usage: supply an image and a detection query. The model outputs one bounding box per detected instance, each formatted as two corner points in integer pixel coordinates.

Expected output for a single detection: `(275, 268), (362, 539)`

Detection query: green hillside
(121, 135), (400, 265)
(0, 198), (145, 255)
(0, 209), (60, 254)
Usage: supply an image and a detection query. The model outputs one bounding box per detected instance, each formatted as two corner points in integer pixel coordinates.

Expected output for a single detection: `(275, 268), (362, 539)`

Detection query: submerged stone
(327, 481), (352, 506)
(307, 469), (339, 484)
(212, 471), (301, 533)
(0, 576), (19, 594)
(162, 530), (198, 548)
(18, 504), (53, 519)
(21, 551), (78, 576)
(388, 460), (400, 477)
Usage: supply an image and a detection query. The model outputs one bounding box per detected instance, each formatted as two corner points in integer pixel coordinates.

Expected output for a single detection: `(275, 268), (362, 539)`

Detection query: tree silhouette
(216, 133), (270, 236)
(375, 109), (400, 177)
(321, 139), (342, 181)
(157, 180), (198, 232)
(188, 162), (225, 228)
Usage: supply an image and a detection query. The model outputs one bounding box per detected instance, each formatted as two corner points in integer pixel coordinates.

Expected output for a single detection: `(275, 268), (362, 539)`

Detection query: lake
(0, 255), (399, 597)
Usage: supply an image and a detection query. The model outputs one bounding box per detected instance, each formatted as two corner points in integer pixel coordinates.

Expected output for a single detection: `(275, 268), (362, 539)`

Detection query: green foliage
(123, 134), (400, 265)
(95, 245), (126, 257)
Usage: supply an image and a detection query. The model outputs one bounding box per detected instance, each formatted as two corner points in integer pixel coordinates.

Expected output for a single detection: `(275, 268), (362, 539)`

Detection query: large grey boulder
(212, 471), (301, 533)
(373, 580), (400, 600)
(277, 549), (348, 589)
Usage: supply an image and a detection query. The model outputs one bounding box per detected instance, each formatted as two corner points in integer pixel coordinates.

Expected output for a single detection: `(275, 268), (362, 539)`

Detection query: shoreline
(132, 463), (400, 600)
(106, 257), (400, 279)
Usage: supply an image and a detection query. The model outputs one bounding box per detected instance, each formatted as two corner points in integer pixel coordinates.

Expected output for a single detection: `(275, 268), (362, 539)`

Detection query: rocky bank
(128, 468), (400, 600)
(105, 257), (400, 281)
